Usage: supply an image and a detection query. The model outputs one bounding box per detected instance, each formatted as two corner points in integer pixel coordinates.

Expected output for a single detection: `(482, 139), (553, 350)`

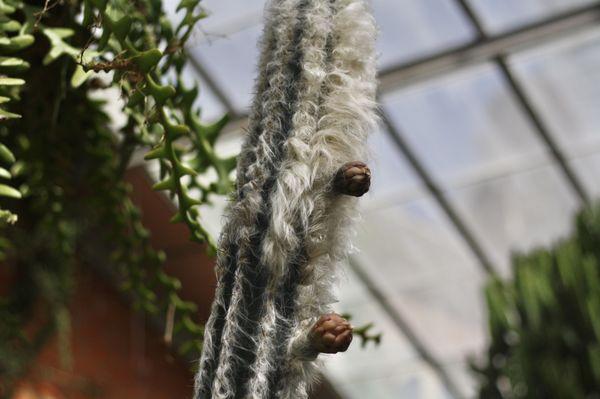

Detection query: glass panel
(380, 60), (580, 271)
(326, 357), (454, 399)
(195, 0), (264, 37)
(355, 197), (486, 362)
(180, 63), (227, 123)
(448, 164), (580, 273)
(187, 24), (262, 114)
(466, 0), (598, 34)
(357, 198), (481, 295)
(326, 196), (484, 397)
(444, 363), (478, 399)
(365, 127), (423, 209)
(163, 0), (264, 37)
(382, 63), (548, 188)
(372, 0), (475, 69)
(325, 301), (420, 387)
(327, 271), (452, 399)
(391, 284), (486, 364)
(509, 27), (600, 156)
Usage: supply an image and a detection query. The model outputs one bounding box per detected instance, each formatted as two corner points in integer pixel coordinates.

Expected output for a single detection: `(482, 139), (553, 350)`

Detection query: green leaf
(0, 209), (17, 224)
(103, 14), (132, 42)
(45, 27), (75, 39)
(133, 49), (163, 74)
(144, 145), (167, 160)
(89, 0), (108, 11)
(589, 344), (600, 381)
(70, 65), (94, 88)
(0, 0), (16, 14)
(0, 57), (30, 73)
(169, 212), (184, 223)
(177, 0), (201, 11)
(0, 143), (15, 163)
(199, 113), (229, 145)
(42, 28), (80, 65)
(143, 76), (175, 105)
(181, 11), (208, 27)
(174, 161), (198, 177)
(10, 160), (24, 176)
(0, 183), (20, 198)
(126, 90), (144, 107)
(0, 19), (20, 32)
(182, 315), (203, 334)
(0, 77), (24, 86)
(152, 177), (176, 191)
(222, 155), (237, 173)
(0, 166), (10, 179)
(0, 107), (20, 120)
(0, 34), (34, 52)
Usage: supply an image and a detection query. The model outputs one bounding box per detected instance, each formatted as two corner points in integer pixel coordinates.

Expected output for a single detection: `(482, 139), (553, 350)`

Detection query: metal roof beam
(186, 51), (240, 118)
(452, 0), (590, 204)
(380, 112), (496, 275)
(348, 257), (466, 399)
(379, 3), (600, 93)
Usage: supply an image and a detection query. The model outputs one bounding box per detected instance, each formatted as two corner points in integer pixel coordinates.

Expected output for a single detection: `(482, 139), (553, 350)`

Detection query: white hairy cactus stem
(194, 0), (378, 397)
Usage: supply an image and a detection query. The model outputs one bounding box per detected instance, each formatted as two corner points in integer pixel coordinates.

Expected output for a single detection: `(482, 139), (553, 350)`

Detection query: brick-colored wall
(14, 269), (193, 399)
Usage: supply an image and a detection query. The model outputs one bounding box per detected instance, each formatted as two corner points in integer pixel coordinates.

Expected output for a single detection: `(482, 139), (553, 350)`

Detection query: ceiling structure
(161, 1), (600, 397)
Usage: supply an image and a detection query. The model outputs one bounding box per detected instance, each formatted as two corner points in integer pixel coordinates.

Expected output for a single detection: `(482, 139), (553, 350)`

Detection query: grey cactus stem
(194, 0), (378, 397)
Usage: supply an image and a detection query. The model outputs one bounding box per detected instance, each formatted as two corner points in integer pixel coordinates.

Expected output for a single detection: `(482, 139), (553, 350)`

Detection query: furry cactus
(194, 0), (377, 397)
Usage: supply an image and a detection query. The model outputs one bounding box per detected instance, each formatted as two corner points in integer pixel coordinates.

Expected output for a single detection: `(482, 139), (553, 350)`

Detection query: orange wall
(14, 270), (193, 399)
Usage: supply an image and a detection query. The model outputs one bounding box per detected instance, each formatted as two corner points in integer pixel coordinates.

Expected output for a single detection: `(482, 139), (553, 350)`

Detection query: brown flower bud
(334, 161), (371, 197)
(309, 313), (353, 354)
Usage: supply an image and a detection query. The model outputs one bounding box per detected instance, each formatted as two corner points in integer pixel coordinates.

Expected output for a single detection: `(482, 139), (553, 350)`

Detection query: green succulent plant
(475, 203), (600, 398)
(0, 0), (234, 394)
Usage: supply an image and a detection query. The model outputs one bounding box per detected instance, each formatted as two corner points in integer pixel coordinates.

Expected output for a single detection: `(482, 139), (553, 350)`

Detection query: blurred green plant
(0, 0), (235, 395)
(340, 312), (381, 348)
(474, 203), (600, 398)
(0, 0), (31, 224)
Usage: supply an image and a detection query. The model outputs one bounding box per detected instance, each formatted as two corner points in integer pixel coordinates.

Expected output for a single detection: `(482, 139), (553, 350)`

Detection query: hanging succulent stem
(0, 0), (34, 226)
(0, 1), (233, 390)
(67, 0), (236, 358)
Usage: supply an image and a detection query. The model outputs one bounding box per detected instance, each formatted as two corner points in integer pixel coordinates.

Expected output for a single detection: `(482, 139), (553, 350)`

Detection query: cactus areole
(194, 0), (378, 397)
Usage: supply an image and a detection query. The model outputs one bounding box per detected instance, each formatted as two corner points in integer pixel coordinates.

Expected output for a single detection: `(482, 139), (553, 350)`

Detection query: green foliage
(0, 0), (233, 394)
(0, 0), (33, 224)
(78, 0), (236, 249)
(340, 312), (382, 348)
(474, 203), (600, 398)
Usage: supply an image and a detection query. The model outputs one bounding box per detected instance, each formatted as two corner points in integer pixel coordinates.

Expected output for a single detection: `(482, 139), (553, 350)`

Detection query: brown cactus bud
(333, 161), (371, 197)
(309, 313), (353, 354)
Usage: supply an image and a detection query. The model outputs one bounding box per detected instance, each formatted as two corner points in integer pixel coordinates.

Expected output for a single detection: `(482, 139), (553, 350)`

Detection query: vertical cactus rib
(193, 1), (284, 396)
(195, 0), (377, 397)
(210, 1), (312, 397)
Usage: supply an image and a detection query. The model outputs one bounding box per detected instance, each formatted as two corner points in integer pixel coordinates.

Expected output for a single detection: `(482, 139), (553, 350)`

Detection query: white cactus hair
(194, 0), (377, 397)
